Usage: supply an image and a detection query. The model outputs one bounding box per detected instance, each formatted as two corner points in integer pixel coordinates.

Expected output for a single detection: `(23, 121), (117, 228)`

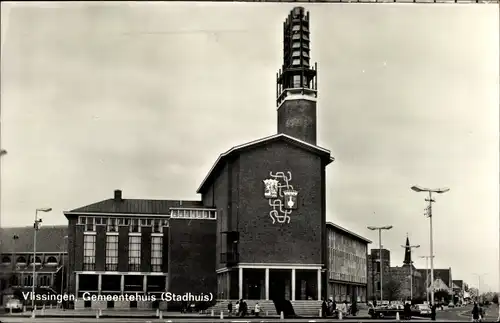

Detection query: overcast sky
(1, 2), (498, 291)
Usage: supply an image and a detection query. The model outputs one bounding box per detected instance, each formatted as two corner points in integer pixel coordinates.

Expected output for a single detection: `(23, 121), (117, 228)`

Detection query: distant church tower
(276, 7), (318, 145)
(403, 235), (413, 265)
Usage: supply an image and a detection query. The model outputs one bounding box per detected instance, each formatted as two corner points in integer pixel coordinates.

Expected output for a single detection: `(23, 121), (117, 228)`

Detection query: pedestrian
(472, 302), (480, 322)
(404, 302), (411, 320)
(430, 303), (437, 321)
(235, 301), (240, 317)
(321, 299), (327, 317)
(254, 302), (260, 317)
(241, 299), (248, 317)
(227, 301), (233, 316)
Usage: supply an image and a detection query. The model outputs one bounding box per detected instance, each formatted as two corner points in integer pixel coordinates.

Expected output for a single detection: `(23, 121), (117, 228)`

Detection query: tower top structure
(276, 7), (318, 145)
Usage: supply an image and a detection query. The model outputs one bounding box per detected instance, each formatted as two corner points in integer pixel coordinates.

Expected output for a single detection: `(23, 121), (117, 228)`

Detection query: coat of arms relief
(263, 171), (298, 224)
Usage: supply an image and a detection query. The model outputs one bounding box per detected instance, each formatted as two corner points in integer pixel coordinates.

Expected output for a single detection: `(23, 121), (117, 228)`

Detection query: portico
(217, 264), (324, 301)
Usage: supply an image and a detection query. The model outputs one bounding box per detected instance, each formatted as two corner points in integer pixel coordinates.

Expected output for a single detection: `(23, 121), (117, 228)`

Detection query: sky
(1, 2), (498, 292)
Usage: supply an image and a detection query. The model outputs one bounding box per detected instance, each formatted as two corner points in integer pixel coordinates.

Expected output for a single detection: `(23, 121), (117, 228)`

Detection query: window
(86, 217), (95, 231)
(130, 219), (140, 233)
(106, 235), (119, 271)
(151, 237), (163, 272)
(46, 256), (58, 265)
(377, 281), (381, 291)
(108, 218), (117, 232)
(83, 235), (96, 270)
(152, 219), (162, 233)
(376, 262), (381, 273)
(128, 236), (141, 271)
(293, 75), (301, 87)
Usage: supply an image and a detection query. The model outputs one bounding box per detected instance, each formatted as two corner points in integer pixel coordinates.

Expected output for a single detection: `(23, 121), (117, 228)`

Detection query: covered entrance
(217, 264), (323, 301)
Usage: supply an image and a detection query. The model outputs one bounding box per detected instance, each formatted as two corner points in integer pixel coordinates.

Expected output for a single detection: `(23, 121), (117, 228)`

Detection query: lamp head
(367, 226), (376, 230)
(435, 188), (450, 194)
(382, 225), (393, 230)
(37, 208), (52, 212)
(411, 185), (424, 192)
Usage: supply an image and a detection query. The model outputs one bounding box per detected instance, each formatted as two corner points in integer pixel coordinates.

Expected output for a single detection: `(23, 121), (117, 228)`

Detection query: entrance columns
(317, 269), (322, 300)
(291, 269), (296, 301)
(75, 273), (79, 296)
(265, 268), (269, 300)
(120, 275), (124, 294)
(238, 267), (243, 300)
(98, 274), (102, 295)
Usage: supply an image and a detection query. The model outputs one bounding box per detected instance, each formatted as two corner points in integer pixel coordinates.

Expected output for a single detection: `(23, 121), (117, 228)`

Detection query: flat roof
(326, 222), (372, 244)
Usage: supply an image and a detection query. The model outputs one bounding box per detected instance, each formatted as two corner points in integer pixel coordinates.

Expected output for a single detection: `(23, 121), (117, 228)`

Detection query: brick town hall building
(2, 7), (373, 312)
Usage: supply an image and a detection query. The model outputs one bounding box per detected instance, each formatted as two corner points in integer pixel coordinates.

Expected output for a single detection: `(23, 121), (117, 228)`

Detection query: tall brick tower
(276, 7), (318, 145)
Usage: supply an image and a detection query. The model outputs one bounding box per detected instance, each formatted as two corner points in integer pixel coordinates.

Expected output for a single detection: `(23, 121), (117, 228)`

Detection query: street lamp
(367, 225), (393, 302)
(411, 185), (450, 305)
(401, 243), (420, 302)
(32, 207), (52, 317)
(60, 236), (68, 298)
(11, 235), (19, 287)
(419, 255), (435, 304)
(472, 273), (487, 304)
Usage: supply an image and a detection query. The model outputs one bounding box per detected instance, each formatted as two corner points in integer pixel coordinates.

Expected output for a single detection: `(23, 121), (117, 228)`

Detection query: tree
(492, 293), (498, 304)
(383, 279), (402, 302)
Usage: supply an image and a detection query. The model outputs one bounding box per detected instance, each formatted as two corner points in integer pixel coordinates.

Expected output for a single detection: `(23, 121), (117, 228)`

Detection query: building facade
(0, 226), (67, 305)
(367, 248), (391, 301)
(326, 222), (370, 303)
(61, 7), (370, 312)
(64, 192), (216, 309)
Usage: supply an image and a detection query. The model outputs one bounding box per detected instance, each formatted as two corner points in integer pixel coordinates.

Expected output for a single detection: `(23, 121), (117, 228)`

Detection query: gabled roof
(417, 268), (451, 287)
(326, 222), (372, 244)
(197, 133), (334, 194)
(0, 226), (67, 253)
(452, 280), (464, 289)
(65, 199), (203, 216)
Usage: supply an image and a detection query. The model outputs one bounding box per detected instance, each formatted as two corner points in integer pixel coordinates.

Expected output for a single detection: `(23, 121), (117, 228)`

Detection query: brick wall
(168, 219), (217, 298)
(277, 99), (317, 145)
(236, 141), (325, 264)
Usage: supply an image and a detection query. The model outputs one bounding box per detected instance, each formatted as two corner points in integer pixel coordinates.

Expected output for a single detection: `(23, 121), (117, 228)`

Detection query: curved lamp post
(32, 207), (52, 317)
(367, 225), (393, 302)
(411, 185), (449, 305)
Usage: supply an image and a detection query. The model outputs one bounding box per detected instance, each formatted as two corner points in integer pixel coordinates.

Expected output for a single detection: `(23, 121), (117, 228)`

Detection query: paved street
(2, 305), (498, 322)
(0, 318), (479, 323)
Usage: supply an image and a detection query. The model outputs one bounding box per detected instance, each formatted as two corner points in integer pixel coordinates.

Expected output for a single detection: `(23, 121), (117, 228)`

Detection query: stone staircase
(208, 300), (322, 317)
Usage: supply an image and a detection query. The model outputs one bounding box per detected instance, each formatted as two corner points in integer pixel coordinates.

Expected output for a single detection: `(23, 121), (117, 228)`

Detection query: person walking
(321, 299), (328, 317)
(254, 302), (261, 317)
(472, 302), (480, 322)
(235, 301), (240, 317)
(430, 303), (437, 321)
(227, 301), (233, 316)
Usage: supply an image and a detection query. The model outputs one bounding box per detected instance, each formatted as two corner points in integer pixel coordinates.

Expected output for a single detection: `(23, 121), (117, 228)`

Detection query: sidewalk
(1, 308), (371, 319)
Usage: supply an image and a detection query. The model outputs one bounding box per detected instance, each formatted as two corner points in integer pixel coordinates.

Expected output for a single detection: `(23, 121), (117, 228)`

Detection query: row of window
(1, 255), (59, 265)
(10, 275), (53, 287)
(78, 216), (169, 233)
(83, 235), (163, 272)
(170, 209), (216, 220)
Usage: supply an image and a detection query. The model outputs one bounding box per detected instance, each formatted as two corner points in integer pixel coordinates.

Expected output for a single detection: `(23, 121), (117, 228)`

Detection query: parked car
(4, 298), (22, 312)
(412, 304), (431, 317)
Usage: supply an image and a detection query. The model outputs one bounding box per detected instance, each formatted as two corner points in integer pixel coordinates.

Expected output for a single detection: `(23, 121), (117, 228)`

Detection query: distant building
(0, 226), (67, 305)
(388, 237), (424, 301)
(326, 222), (371, 302)
(367, 248), (391, 301)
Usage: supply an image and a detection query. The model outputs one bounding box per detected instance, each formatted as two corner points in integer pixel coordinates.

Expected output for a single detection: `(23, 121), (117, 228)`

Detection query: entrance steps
(208, 300), (322, 317)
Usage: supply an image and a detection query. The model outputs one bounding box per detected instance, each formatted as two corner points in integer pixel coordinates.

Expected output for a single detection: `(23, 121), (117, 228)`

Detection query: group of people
(227, 300), (261, 317)
(321, 299), (357, 317)
(471, 302), (485, 322)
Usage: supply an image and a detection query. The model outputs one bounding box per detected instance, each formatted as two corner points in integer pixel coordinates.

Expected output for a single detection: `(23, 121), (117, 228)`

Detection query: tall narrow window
(128, 236), (141, 271)
(151, 237), (163, 272)
(130, 219), (140, 233)
(83, 235), (96, 270)
(105, 235), (118, 271)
